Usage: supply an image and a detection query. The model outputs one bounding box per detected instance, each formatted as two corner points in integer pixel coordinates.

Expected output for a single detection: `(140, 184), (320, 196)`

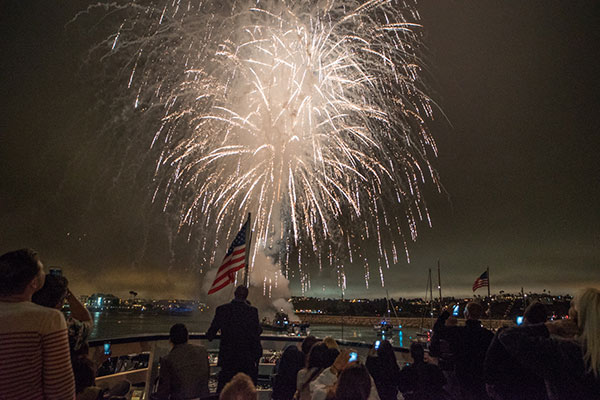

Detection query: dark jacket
(498, 324), (600, 400)
(154, 342), (210, 400)
(484, 327), (547, 400)
(206, 299), (262, 367)
(398, 361), (449, 400)
(432, 312), (494, 399)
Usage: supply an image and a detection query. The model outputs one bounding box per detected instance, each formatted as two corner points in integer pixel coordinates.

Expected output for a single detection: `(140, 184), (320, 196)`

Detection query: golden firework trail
(85, 0), (441, 289)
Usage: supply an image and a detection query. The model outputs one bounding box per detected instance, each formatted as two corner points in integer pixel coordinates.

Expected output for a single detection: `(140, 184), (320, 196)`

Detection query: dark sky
(1, 1), (598, 300)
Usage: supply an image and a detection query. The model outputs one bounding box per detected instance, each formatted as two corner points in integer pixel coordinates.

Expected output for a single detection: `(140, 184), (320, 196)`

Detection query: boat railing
(89, 333), (411, 399)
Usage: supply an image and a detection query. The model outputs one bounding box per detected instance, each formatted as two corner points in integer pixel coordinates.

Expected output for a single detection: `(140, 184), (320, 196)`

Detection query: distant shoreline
(297, 313), (512, 329)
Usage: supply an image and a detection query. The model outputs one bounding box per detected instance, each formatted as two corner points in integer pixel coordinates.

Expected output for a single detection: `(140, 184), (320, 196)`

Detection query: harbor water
(89, 311), (422, 348)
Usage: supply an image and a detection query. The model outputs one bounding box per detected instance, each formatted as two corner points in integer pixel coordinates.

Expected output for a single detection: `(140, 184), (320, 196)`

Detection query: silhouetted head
(301, 335), (319, 357)
(219, 372), (256, 400)
(523, 302), (548, 325)
(334, 363), (371, 400)
(169, 323), (189, 345)
(32, 273), (68, 309)
(307, 342), (329, 369)
(323, 336), (339, 349)
(324, 348), (340, 368)
(465, 302), (484, 321)
(0, 248), (45, 298)
(277, 345), (304, 381)
(234, 285), (249, 301)
(410, 342), (425, 364)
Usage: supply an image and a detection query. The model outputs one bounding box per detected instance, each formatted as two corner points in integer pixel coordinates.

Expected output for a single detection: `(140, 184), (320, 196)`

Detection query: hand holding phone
(374, 340), (381, 349)
(348, 351), (358, 363)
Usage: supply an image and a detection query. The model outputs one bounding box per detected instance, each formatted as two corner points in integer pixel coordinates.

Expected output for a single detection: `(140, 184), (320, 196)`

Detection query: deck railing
(89, 333), (411, 399)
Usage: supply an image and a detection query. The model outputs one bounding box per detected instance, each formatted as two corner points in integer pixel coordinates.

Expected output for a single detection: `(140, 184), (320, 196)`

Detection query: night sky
(1, 1), (598, 300)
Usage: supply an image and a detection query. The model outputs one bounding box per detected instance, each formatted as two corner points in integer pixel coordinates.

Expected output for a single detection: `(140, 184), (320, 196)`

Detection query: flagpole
(487, 266), (491, 328)
(244, 213), (252, 288)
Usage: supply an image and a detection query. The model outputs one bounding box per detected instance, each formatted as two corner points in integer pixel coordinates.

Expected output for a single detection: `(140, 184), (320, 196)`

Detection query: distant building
(86, 293), (120, 311)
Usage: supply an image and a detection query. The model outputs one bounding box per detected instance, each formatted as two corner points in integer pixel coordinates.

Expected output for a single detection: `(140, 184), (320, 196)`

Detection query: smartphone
(516, 316), (524, 326)
(452, 304), (460, 316)
(49, 268), (62, 277)
(103, 342), (112, 355)
(374, 340), (381, 349)
(348, 351), (358, 363)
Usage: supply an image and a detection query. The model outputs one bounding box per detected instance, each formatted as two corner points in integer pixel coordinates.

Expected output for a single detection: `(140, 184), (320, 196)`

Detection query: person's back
(271, 345), (304, 400)
(154, 323), (210, 400)
(207, 286), (262, 391)
(439, 302), (493, 400)
(0, 249), (75, 400)
(498, 288), (600, 400)
(484, 302), (549, 400)
(398, 343), (448, 400)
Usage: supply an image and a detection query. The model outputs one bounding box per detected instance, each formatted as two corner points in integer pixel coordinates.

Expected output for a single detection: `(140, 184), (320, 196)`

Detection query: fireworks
(84, 0), (440, 289)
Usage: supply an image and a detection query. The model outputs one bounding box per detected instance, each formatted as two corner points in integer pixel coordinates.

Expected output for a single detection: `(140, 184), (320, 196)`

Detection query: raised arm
(65, 288), (92, 323)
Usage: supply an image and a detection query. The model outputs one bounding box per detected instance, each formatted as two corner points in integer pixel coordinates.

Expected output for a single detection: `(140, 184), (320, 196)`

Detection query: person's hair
(32, 274), (68, 308)
(301, 335), (319, 357)
(410, 342), (425, 364)
(323, 336), (339, 350)
(465, 302), (484, 320)
(72, 356), (96, 393)
(334, 363), (371, 400)
(0, 249), (41, 296)
(573, 288), (600, 377)
(324, 348), (340, 368)
(274, 345), (304, 389)
(377, 340), (400, 373)
(523, 302), (548, 325)
(219, 372), (257, 400)
(169, 323), (189, 345)
(234, 285), (249, 300)
(307, 342), (329, 369)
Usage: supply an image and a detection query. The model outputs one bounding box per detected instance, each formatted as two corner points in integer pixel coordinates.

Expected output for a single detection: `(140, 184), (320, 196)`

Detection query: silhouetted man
(432, 302), (493, 400)
(207, 285), (262, 392)
(153, 323), (210, 400)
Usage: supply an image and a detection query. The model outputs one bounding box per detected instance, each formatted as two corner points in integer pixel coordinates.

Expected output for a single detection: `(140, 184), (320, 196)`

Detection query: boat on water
(261, 311), (310, 336)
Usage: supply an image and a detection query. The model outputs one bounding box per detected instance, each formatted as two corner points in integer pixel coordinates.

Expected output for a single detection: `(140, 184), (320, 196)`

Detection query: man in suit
(207, 285), (262, 392)
(154, 323), (210, 400)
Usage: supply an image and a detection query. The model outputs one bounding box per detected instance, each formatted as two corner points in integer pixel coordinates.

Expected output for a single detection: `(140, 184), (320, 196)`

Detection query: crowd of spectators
(2, 248), (599, 400)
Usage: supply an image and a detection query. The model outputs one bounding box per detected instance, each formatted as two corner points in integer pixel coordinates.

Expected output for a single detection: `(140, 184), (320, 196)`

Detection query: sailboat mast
(437, 259), (442, 306)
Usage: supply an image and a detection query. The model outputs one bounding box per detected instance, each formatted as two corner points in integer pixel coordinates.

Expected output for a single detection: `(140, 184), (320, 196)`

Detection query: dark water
(90, 311), (421, 348)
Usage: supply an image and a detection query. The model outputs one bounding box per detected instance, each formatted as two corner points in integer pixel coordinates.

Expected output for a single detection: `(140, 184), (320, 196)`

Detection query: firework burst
(83, 0), (440, 289)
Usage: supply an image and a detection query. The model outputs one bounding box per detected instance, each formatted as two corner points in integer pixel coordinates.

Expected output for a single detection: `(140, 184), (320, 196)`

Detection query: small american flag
(472, 270), (489, 292)
(208, 219), (249, 295)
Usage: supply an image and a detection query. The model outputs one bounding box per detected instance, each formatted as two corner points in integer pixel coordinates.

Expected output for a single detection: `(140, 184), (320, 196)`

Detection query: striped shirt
(0, 301), (75, 400)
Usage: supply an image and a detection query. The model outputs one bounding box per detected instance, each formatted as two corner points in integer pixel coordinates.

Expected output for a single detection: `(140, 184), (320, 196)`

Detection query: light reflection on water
(90, 311), (421, 348)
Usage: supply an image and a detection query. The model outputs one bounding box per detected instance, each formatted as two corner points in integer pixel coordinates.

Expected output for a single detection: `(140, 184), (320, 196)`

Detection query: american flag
(472, 270), (489, 292)
(208, 219), (249, 295)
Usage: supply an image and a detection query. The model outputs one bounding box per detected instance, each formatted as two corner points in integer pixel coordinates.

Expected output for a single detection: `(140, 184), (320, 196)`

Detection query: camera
(49, 268), (62, 277)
